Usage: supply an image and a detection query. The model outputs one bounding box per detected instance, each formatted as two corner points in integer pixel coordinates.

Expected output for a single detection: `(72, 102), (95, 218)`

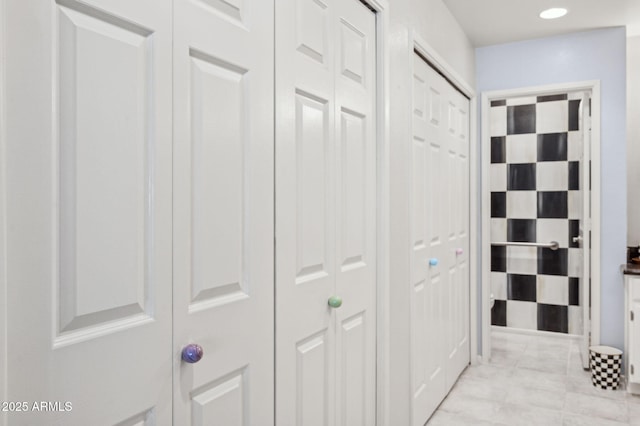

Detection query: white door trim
(363, 1), (391, 426)
(412, 31), (479, 365)
(480, 80), (602, 362)
(413, 32), (475, 99)
(0, 0), (7, 420)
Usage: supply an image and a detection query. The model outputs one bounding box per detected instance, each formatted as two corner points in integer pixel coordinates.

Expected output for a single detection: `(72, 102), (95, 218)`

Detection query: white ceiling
(442, 0), (640, 47)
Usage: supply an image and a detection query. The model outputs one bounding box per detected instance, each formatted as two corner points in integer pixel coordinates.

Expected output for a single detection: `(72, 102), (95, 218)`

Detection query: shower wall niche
(489, 92), (585, 335)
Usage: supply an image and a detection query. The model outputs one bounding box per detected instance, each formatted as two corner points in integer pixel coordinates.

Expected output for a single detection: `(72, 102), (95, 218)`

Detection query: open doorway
(480, 82), (602, 369)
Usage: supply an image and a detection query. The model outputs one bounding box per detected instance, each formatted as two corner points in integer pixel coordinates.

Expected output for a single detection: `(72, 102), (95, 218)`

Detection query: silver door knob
(182, 344), (204, 363)
(572, 236), (583, 243)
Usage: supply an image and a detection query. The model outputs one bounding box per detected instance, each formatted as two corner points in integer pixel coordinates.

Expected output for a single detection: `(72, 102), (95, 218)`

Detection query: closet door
(4, 0), (173, 424)
(275, 0), (377, 424)
(173, 0), (274, 424)
(444, 88), (470, 390)
(411, 54), (470, 425)
(577, 94), (592, 369)
(4, 1), (275, 424)
(334, 2), (377, 425)
(411, 55), (448, 424)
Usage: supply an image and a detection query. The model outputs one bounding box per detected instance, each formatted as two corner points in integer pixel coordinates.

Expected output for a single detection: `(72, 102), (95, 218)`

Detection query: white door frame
(479, 81), (602, 362)
(411, 31), (479, 368)
(364, 1), (391, 425)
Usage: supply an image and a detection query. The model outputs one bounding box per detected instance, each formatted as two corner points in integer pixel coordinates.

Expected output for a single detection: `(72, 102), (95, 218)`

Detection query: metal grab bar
(491, 241), (559, 251)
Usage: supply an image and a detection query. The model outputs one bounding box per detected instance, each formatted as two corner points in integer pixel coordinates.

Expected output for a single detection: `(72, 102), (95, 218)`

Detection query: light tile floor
(427, 330), (640, 425)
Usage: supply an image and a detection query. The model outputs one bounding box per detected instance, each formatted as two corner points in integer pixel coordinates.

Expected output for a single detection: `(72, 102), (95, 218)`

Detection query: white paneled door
(172, 0), (274, 424)
(4, 0), (173, 424)
(275, 0), (377, 425)
(411, 54), (470, 426)
(3, 0), (274, 424)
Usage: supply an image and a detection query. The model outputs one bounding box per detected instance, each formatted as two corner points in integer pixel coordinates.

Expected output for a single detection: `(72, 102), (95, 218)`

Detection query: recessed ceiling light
(539, 7), (568, 19)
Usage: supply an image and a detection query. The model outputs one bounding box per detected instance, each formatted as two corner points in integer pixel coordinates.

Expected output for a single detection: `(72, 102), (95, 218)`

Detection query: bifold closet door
(444, 78), (470, 392)
(173, 0), (275, 424)
(4, 0), (275, 424)
(275, 0), (377, 424)
(4, 0), (173, 424)
(411, 54), (470, 426)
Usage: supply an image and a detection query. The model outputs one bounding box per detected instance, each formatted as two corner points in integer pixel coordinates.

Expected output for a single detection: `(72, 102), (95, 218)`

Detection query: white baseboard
(628, 380), (640, 395)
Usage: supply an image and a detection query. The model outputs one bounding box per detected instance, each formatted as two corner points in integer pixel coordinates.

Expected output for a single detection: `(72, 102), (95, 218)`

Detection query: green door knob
(328, 296), (343, 308)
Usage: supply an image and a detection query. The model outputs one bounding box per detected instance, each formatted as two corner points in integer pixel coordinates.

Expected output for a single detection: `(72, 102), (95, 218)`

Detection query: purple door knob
(456, 248), (463, 255)
(182, 344), (204, 363)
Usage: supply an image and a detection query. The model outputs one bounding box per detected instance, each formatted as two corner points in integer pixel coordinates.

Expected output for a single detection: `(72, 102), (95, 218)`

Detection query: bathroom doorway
(480, 82), (602, 369)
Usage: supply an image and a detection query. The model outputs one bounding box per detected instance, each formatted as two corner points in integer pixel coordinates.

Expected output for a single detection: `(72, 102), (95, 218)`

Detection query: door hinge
(632, 311), (635, 321)
(632, 364), (635, 375)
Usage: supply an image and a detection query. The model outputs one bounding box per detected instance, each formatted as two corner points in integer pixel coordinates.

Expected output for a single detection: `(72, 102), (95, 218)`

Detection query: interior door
(275, 0), (377, 424)
(4, 0), (173, 424)
(172, 0), (274, 424)
(334, 2), (377, 425)
(411, 55), (447, 424)
(578, 93), (592, 369)
(411, 54), (470, 425)
(444, 87), (471, 390)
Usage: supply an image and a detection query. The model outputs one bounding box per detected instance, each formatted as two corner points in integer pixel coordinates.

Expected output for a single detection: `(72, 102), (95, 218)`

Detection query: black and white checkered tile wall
(489, 93), (585, 334)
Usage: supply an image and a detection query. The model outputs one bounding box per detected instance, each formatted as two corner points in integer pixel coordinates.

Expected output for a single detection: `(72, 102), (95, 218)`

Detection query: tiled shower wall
(489, 93), (585, 334)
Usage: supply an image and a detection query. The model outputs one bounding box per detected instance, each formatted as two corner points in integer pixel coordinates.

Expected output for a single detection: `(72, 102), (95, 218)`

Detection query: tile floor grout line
(427, 331), (634, 425)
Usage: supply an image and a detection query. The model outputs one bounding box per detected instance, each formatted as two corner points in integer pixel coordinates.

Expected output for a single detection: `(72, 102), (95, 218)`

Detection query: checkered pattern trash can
(589, 345), (623, 390)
